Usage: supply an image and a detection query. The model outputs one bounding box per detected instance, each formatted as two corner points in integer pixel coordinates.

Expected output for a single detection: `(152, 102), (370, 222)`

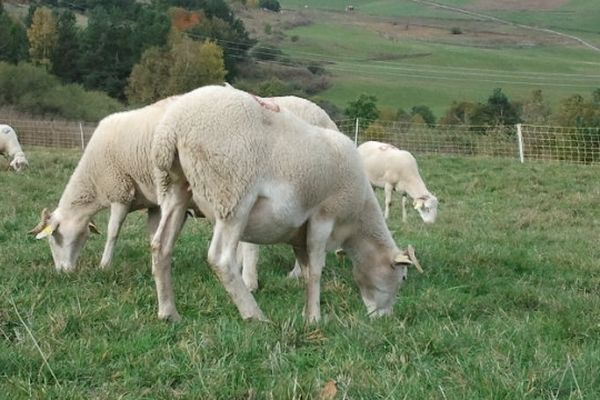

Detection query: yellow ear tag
(35, 225), (54, 239)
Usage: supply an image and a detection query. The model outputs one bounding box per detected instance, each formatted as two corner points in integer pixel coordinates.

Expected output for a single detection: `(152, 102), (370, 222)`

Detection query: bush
(0, 62), (123, 121)
(259, 0), (281, 12)
(451, 27), (462, 34)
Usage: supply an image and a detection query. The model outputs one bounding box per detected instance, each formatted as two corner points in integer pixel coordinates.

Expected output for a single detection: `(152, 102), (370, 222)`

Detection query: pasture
(244, 0), (600, 116)
(1, 148), (600, 398)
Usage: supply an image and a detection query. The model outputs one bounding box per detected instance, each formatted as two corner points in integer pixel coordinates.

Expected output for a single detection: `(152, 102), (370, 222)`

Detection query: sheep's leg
(240, 242), (260, 292)
(99, 203), (129, 269)
(208, 205), (267, 321)
(304, 217), (334, 323)
(384, 183), (393, 220)
(401, 194), (407, 223)
(150, 185), (190, 322)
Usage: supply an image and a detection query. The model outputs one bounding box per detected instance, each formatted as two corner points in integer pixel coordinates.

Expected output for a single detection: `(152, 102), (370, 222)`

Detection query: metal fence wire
(2, 114), (599, 165)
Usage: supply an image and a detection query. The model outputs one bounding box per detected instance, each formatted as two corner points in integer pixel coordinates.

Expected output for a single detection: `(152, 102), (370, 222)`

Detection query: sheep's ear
(28, 208), (53, 239)
(88, 221), (101, 234)
(392, 246), (423, 273)
(413, 198), (425, 210)
(393, 252), (412, 267)
(35, 225), (55, 240)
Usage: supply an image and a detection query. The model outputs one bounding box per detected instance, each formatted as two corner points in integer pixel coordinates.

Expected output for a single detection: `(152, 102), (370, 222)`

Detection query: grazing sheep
(357, 141), (438, 224)
(29, 96), (183, 271)
(240, 94), (339, 290)
(268, 96), (339, 131)
(0, 124), (29, 171)
(150, 85), (419, 323)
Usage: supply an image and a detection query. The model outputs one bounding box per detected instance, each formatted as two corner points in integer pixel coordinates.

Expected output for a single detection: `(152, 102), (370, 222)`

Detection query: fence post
(79, 122), (85, 150)
(354, 118), (359, 145)
(516, 123), (524, 163)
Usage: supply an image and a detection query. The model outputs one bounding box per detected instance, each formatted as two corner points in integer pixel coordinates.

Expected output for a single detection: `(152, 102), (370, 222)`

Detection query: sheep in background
(29, 96), (184, 271)
(150, 85), (420, 323)
(357, 140), (438, 224)
(0, 124), (29, 171)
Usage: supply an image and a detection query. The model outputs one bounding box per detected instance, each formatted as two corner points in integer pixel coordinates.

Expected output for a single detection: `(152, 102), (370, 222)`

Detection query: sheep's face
(29, 208), (99, 271)
(414, 194), (438, 224)
(10, 153), (29, 172)
(352, 249), (412, 317)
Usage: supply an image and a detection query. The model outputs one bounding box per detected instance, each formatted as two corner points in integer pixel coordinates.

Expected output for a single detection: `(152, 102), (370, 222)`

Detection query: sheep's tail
(152, 121), (178, 203)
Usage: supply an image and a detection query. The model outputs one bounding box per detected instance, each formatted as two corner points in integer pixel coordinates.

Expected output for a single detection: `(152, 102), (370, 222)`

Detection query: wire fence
(2, 113), (599, 165)
(336, 119), (600, 165)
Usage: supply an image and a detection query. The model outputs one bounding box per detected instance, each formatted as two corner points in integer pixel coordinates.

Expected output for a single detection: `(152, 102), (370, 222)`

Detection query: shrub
(259, 0), (281, 12)
(0, 61), (122, 121)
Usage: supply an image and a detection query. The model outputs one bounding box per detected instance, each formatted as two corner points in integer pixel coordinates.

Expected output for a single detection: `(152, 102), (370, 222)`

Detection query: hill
(237, 0), (600, 116)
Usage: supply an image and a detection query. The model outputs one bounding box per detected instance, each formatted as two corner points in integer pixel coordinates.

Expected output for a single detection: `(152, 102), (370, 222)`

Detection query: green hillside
(268, 0), (600, 116)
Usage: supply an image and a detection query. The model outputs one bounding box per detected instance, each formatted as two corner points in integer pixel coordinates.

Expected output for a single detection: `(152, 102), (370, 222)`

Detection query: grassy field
(250, 0), (600, 116)
(1, 147), (599, 398)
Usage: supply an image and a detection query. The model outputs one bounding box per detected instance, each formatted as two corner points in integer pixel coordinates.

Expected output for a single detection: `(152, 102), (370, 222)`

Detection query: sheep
(357, 140), (438, 224)
(150, 84), (420, 323)
(240, 94), (339, 290)
(28, 96), (183, 271)
(0, 124), (29, 171)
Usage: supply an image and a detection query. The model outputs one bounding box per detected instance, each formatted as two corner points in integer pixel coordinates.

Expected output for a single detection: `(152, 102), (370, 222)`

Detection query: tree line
(344, 88), (600, 130)
(0, 0), (253, 103)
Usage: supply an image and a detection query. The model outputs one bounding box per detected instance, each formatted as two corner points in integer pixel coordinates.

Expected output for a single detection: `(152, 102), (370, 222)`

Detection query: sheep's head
(10, 153), (29, 172)
(29, 208), (100, 271)
(352, 245), (422, 317)
(413, 194), (438, 224)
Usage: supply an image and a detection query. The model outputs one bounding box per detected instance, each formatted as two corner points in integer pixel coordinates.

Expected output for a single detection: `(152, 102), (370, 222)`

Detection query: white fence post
(354, 118), (359, 145)
(516, 123), (524, 163)
(79, 122), (85, 150)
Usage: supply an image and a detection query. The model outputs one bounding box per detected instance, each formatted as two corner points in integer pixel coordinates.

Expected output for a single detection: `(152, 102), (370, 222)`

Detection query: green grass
(2, 148), (600, 398)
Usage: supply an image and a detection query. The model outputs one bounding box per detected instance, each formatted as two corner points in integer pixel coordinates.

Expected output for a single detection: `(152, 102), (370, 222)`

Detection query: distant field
(267, 0), (600, 116)
(2, 148), (599, 398)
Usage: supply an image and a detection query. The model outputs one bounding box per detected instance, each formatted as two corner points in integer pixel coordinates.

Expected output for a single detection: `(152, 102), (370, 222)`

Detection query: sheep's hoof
(158, 310), (181, 323)
(243, 279), (259, 292)
(247, 313), (270, 323)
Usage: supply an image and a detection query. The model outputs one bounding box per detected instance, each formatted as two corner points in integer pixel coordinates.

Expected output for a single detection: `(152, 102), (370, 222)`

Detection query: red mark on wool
(251, 95), (280, 112)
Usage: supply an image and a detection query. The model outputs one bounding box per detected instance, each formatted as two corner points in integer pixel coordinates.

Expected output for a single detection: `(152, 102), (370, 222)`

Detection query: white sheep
(0, 124), (29, 171)
(29, 96), (183, 271)
(240, 94), (339, 290)
(150, 85), (420, 323)
(357, 140), (438, 223)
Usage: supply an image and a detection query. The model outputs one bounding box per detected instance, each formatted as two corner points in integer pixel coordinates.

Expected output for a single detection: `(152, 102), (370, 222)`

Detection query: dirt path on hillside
(410, 0), (600, 52)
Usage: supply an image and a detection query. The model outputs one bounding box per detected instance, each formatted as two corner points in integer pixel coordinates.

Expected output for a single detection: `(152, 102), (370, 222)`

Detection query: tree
(27, 6), (58, 68)
(439, 101), (477, 125)
(167, 37), (227, 94)
(345, 94), (379, 129)
(126, 31), (226, 104)
(592, 88), (600, 106)
(50, 10), (81, 83)
(522, 89), (551, 124)
(259, 0), (281, 12)
(471, 88), (522, 127)
(78, 5), (170, 99)
(126, 47), (172, 104)
(0, 5), (29, 63)
(410, 105), (436, 127)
